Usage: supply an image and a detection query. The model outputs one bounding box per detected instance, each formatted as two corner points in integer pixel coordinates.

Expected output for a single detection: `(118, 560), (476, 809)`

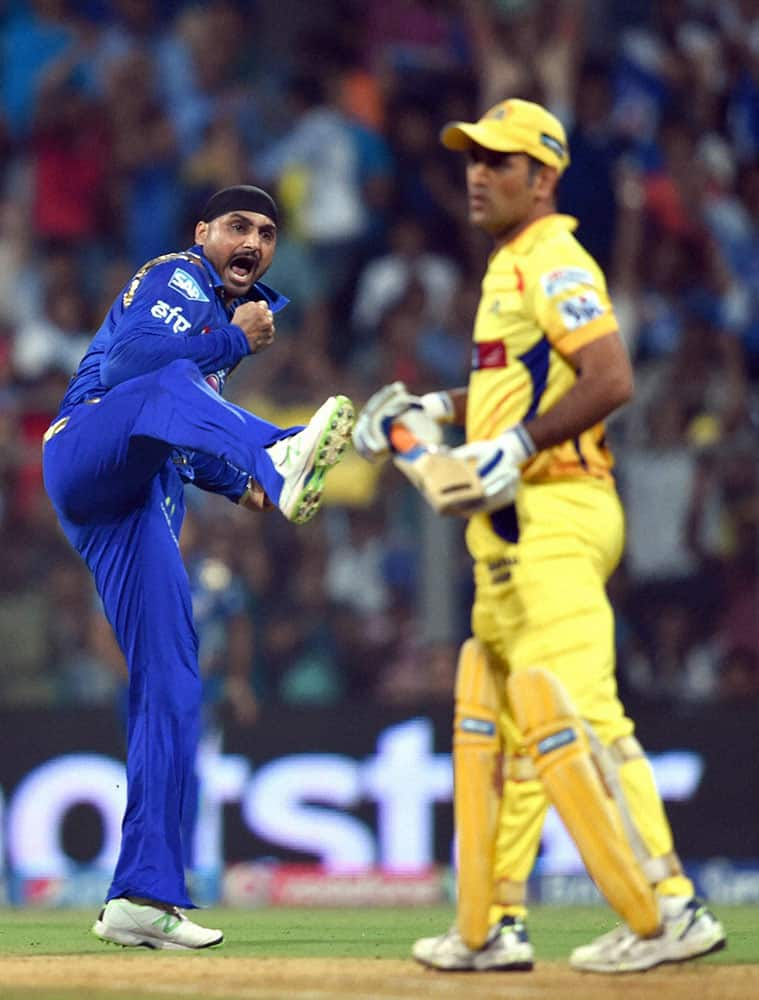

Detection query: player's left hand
(449, 425), (535, 514)
(239, 477), (275, 512)
(352, 381), (442, 463)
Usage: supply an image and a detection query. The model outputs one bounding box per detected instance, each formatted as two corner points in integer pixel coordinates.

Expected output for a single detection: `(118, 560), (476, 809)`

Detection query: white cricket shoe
(412, 917), (534, 972)
(570, 896), (726, 973)
(267, 395), (354, 524)
(92, 898), (223, 950)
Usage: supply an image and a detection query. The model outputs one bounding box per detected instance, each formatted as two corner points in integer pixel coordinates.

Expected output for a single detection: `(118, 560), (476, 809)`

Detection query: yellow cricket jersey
(467, 214), (619, 484)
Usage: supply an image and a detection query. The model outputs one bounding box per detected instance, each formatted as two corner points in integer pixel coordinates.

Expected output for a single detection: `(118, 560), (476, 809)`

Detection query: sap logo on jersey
(559, 291), (604, 330)
(168, 267), (209, 302)
(151, 300), (192, 333)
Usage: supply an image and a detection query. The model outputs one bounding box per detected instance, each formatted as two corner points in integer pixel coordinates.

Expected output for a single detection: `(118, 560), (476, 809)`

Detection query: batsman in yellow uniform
(352, 98), (725, 974)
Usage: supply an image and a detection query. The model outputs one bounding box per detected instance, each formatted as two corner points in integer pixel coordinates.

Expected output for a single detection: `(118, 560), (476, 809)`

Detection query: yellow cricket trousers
(467, 479), (690, 913)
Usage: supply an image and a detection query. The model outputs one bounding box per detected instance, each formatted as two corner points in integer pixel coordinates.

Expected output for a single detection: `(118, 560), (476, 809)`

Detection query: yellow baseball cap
(440, 98), (570, 174)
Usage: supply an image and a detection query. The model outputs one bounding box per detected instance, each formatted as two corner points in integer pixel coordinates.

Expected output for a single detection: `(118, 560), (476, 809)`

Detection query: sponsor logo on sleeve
(541, 267), (594, 297)
(151, 300), (193, 333)
(168, 267), (209, 302)
(558, 291), (605, 330)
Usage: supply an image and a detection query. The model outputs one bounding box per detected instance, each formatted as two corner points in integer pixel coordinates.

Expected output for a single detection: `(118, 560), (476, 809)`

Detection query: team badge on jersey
(541, 267), (594, 297)
(558, 290), (605, 329)
(168, 267), (209, 302)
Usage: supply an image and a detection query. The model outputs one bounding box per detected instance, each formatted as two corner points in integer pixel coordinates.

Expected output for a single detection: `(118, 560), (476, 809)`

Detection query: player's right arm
(100, 261), (256, 388)
(455, 326), (632, 475)
(522, 329), (632, 451)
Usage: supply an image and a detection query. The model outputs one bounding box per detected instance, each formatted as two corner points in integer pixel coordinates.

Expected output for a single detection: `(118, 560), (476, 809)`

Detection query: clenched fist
(232, 300), (275, 354)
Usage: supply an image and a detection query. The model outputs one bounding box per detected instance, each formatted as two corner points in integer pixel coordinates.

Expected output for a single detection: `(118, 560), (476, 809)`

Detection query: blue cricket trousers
(43, 359), (295, 906)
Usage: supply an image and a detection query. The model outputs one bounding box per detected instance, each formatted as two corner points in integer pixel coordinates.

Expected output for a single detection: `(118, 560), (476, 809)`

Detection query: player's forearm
(524, 329), (633, 452)
(525, 366), (632, 452)
(100, 325), (249, 387)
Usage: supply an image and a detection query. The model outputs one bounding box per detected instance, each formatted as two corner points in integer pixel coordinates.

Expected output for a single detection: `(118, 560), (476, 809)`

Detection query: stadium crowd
(0, 0), (758, 718)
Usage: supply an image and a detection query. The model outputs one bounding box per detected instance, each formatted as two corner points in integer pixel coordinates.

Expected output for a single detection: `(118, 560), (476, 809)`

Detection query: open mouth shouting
(226, 252), (260, 288)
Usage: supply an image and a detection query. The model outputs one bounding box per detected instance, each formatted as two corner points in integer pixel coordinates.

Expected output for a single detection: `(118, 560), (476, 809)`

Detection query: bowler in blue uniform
(43, 185), (354, 949)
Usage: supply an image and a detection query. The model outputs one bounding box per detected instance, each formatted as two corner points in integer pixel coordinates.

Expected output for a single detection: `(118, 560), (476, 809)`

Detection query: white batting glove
(449, 424), (536, 514)
(353, 381), (450, 463)
(418, 390), (455, 424)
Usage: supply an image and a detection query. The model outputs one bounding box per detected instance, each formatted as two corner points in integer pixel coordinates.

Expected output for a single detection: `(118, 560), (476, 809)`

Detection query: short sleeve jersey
(466, 214), (619, 484)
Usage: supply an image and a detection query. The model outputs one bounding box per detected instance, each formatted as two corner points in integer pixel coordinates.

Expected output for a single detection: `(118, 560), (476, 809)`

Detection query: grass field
(0, 904), (757, 1000)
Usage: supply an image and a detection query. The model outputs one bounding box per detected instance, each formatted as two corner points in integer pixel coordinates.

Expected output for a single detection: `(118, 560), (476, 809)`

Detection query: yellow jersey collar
(501, 213), (578, 256)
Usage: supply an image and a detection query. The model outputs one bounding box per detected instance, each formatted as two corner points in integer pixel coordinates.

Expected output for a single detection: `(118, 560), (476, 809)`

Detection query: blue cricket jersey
(57, 245), (289, 414)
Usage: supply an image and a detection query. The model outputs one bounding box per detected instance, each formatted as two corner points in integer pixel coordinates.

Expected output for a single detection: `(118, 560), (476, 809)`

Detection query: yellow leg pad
(507, 668), (659, 938)
(454, 638), (502, 950)
(594, 735), (687, 887)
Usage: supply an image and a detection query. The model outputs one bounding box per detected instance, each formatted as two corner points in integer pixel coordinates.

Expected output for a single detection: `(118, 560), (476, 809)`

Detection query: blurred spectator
(0, 199), (39, 326)
(182, 115), (250, 209)
(102, 49), (181, 263)
(46, 549), (116, 705)
(351, 217), (460, 342)
(12, 282), (91, 381)
(711, 441), (759, 659)
(383, 93), (471, 259)
(620, 599), (718, 705)
(265, 607), (345, 707)
(294, 20), (386, 132)
(182, 507), (260, 727)
(610, 0), (693, 145)
(717, 646), (759, 703)
(704, 161), (759, 377)
(364, 0), (471, 99)
(375, 636), (458, 706)
(159, 1), (266, 160)
(262, 534), (346, 708)
(0, 532), (54, 705)
(413, 274), (477, 387)
(0, 0), (89, 140)
(0, 327), (20, 494)
(464, 0), (585, 118)
(370, 283), (430, 389)
(720, 0), (759, 164)
(87, 0), (173, 96)
(620, 439), (703, 587)
(632, 301), (748, 444)
(326, 505), (392, 616)
(256, 70), (393, 342)
(28, 70), (111, 264)
(559, 55), (630, 271)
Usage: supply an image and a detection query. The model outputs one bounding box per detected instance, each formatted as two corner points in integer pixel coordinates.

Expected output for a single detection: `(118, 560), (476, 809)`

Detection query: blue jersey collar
(189, 244), (289, 314)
